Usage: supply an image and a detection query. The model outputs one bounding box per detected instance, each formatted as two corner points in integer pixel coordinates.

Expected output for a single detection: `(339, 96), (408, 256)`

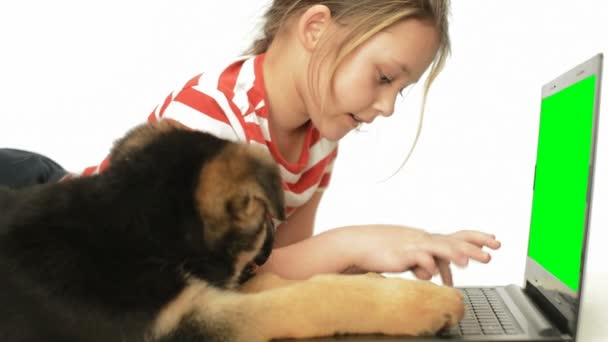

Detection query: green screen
(528, 75), (596, 291)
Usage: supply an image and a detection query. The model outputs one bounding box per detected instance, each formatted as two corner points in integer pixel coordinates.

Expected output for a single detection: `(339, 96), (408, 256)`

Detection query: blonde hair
(245, 0), (451, 176)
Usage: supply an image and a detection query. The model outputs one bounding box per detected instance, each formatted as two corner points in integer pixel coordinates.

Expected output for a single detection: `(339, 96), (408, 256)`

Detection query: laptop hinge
(524, 281), (574, 335)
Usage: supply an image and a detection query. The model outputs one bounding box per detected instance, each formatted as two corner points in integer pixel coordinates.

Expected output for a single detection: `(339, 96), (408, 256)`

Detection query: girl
(0, 0), (500, 285)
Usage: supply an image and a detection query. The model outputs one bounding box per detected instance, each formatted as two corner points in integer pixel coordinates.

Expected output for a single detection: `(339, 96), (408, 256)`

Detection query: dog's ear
(250, 159), (286, 221)
(109, 120), (189, 163)
(224, 164), (286, 226)
(195, 143), (285, 241)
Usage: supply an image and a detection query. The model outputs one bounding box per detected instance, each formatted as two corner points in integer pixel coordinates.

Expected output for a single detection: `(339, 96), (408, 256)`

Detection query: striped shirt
(74, 54), (338, 219)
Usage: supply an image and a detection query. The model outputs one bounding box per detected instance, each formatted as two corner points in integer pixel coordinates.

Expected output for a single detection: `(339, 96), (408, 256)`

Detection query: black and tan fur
(0, 121), (464, 342)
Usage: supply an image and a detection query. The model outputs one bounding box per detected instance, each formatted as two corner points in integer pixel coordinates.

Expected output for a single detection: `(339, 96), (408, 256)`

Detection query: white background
(1, 1), (607, 339)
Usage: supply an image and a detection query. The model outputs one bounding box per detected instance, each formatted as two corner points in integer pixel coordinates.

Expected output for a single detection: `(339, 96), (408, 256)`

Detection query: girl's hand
(412, 230), (501, 286)
(343, 226), (501, 286)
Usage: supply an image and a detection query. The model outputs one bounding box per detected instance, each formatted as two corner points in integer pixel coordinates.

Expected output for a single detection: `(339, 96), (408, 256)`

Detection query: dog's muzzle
(253, 213), (276, 266)
(238, 214), (277, 284)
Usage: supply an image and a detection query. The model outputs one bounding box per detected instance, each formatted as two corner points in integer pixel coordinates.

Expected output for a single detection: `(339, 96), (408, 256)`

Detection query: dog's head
(109, 120), (285, 287)
(194, 138), (286, 285)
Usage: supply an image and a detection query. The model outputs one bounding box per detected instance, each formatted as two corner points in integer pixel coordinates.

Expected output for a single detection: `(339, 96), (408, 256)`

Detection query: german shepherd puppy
(0, 121), (464, 342)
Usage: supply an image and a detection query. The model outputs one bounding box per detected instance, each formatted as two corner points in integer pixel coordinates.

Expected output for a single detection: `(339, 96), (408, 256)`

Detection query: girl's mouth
(349, 113), (363, 123)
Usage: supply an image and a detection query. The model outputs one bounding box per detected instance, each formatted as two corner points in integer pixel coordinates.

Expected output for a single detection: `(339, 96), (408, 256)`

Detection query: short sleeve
(148, 74), (241, 142)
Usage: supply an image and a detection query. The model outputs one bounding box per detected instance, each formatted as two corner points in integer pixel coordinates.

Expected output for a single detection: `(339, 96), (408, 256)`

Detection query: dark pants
(0, 149), (67, 189)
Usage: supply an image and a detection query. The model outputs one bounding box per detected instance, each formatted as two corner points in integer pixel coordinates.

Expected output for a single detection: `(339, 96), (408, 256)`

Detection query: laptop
(291, 53), (604, 342)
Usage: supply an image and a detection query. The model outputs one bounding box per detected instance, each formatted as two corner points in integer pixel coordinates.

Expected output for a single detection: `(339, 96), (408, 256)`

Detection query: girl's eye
(398, 84), (415, 99)
(379, 73), (393, 85)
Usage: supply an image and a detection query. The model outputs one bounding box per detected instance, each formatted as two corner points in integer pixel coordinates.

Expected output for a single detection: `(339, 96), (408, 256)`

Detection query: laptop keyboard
(443, 288), (523, 336)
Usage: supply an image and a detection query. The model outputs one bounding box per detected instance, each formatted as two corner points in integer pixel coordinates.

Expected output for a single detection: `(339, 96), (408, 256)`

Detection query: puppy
(0, 121), (464, 342)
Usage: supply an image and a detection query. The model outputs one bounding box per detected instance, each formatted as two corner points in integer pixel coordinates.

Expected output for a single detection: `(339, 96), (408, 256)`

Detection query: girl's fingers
(428, 231), (500, 264)
(449, 230), (501, 250)
(417, 234), (491, 267)
(412, 258), (452, 286)
(418, 239), (469, 267)
(397, 229), (501, 287)
(437, 258), (453, 287)
(456, 241), (492, 264)
(413, 267), (433, 280)
(410, 251), (438, 278)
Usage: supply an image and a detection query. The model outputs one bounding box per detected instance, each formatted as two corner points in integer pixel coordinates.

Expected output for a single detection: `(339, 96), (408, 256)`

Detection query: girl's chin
(321, 134), (341, 142)
(318, 127), (352, 142)
(311, 115), (359, 141)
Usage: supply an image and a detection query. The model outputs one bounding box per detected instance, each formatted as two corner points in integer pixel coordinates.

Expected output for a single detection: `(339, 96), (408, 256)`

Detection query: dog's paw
(423, 284), (464, 332)
(386, 278), (464, 335)
(364, 278), (464, 336)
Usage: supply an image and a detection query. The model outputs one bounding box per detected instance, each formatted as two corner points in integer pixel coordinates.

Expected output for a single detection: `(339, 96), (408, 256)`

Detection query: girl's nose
(374, 91), (397, 118)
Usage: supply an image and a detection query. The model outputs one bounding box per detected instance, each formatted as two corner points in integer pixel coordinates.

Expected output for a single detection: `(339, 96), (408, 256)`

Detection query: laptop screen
(527, 74), (597, 292)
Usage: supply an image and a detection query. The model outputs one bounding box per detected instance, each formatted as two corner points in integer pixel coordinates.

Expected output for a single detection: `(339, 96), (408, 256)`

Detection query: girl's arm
(259, 191), (355, 279)
(272, 192), (323, 248)
(260, 224), (500, 284)
(260, 191), (360, 279)
(259, 192), (501, 284)
(259, 226), (355, 280)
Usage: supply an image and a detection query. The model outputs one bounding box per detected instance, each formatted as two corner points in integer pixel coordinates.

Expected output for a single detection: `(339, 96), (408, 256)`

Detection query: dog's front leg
(235, 273), (464, 341)
(151, 274), (463, 342)
(238, 272), (301, 293)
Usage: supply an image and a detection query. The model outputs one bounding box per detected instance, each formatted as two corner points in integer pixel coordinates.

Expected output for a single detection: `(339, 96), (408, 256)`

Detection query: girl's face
(310, 19), (440, 141)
